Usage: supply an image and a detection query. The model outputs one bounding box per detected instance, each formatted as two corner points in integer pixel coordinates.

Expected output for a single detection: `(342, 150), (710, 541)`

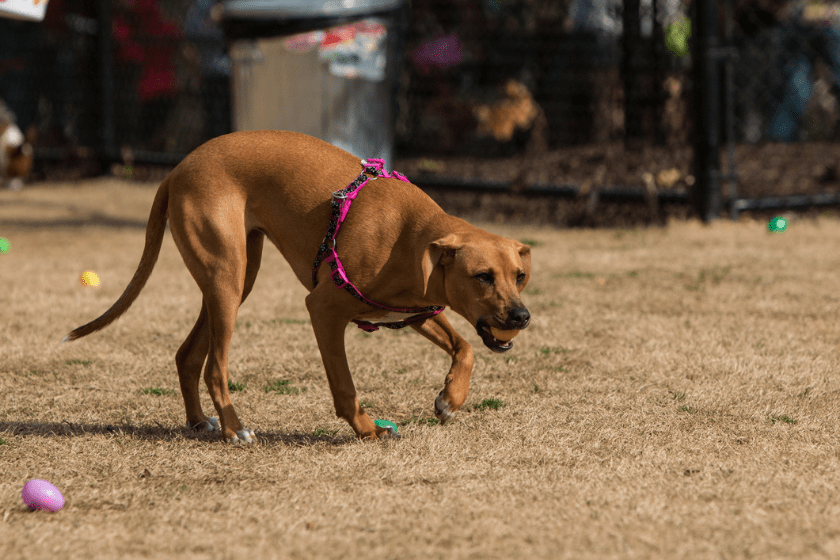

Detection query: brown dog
(65, 131), (531, 443)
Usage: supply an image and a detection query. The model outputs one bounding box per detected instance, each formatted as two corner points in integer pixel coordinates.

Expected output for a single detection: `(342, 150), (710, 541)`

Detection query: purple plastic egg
(21, 479), (65, 512)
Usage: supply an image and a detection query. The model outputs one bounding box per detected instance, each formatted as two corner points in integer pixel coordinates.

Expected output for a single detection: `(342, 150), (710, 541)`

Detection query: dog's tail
(63, 181), (170, 343)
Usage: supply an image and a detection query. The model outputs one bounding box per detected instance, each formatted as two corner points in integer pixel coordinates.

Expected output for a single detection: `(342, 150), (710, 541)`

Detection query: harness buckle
(332, 190), (348, 200)
(320, 234), (337, 250)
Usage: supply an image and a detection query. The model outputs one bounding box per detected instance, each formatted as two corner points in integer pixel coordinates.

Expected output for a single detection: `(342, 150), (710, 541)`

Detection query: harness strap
(311, 159), (444, 331)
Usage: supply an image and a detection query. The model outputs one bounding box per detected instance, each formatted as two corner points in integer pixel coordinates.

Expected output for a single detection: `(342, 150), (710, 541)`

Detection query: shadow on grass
(0, 197), (149, 229)
(0, 214), (148, 229)
(0, 421), (356, 447)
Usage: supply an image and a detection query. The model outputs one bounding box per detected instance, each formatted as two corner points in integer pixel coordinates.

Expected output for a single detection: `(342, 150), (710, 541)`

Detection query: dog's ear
(420, 233), (461, 296)
(515, 241), (531, 290)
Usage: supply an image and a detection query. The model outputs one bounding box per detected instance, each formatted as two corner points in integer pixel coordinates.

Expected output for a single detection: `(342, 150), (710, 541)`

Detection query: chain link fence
(720, 0), (840, 215)
(396, 0), (692, 152)
(395, 0), (697, 225)
(1, 0), (838, 221)
(0, 0), (231, 175)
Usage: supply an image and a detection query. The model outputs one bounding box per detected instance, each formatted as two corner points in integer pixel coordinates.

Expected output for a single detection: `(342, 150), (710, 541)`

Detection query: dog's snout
(507, 307), (530, 329)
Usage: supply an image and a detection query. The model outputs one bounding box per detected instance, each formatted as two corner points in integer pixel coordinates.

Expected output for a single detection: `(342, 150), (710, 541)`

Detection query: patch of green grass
(0, 438), (9, 445)
(700, 266), (731, 284)
(540, 346), (570, 356)
(395, 367), (407, 375)
(554, 271), (596, 279)
(228, 379), (246, 392)
(270, 318), (308, 325)
(241, 318), (309, 329)
(613, 229), (636, 240)
(670, 391), (687, 402)
(313, 428), (339, 436)
(533, 384), (540, 393)
(65, 359), (92, 366)
(359, 401), (375, 409)
(798, 388), (811, 398)
(678, 405), (697, 413)
(140, 387), (174, 396)
(519, 238), (543, 247)
(474, 398), (506, 411)
(405, 416), (440, 426)
(770, 414), (797, 425)
(264, 379), (304, 395)
(686, 266), (731, 290)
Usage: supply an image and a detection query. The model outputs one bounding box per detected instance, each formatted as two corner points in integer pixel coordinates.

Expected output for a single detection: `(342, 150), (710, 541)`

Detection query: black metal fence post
(622, 0), (644, 143)
(96, 0), (116, 166)
(691, 0), (722, 221)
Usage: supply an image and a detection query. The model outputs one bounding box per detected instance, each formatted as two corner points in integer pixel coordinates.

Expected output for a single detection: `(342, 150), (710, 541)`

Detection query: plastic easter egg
(374, 419), (398, 433)
(80, 270), (100, 287)
(21, 479), (65, 512)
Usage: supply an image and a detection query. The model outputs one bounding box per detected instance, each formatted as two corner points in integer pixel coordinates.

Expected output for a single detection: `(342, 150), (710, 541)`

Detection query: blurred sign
(803, 2), (840, 25)
(0, 0), (49, 22)
(282, 19), (387, 81)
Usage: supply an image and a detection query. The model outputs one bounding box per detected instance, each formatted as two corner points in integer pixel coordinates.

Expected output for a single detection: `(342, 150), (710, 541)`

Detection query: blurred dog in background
(0, 99), (33, 191)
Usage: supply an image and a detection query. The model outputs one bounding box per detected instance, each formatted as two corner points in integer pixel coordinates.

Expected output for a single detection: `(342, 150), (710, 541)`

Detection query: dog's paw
(434, 391), (454, 424)
(189, 417), (221, 432)
(379, 426), (401, 440)
(230, 428), (255, 444)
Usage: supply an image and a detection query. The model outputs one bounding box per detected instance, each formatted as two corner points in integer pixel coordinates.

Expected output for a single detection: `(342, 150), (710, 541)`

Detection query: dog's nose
(507, 307), (530, 329)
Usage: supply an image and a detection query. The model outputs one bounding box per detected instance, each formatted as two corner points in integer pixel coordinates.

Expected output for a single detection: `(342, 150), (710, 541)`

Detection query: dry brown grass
(2, 179), (840, 559)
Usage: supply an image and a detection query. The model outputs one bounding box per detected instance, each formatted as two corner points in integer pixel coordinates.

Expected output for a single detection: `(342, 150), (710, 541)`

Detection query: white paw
(230, 428), (255, 444)
(434, 391), (453, 423)
(380, 426), (400, 440)
(190, 417), (220, 432)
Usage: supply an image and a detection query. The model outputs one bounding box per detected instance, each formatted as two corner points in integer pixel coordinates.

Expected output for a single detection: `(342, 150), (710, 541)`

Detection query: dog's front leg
(410, 312), (475, 424)
(305, 292), (398, 440)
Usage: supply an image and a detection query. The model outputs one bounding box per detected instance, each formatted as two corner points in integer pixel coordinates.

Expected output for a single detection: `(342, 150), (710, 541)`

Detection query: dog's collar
(311, 159), (444, 331)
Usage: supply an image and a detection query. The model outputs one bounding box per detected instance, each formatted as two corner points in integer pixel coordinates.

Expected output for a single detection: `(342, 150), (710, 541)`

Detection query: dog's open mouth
(477, 322), (515, 353)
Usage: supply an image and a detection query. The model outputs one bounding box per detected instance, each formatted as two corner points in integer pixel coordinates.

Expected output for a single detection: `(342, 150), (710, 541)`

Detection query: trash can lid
(222, 0), (403, 20)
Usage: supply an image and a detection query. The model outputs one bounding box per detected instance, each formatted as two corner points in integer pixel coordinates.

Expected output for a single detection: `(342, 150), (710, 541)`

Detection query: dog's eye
(475, 272), (494, 284)
(516, 272), (526, 284)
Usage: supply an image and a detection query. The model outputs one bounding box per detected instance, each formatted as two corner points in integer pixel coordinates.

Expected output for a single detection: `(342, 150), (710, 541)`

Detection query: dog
(473, 79), (547, 152)
(0, 100), (33, 191)
(64, 131), (531, 443)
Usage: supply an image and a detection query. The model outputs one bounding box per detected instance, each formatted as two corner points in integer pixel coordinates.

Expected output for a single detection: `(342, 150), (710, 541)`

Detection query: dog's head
(421, 231), (531, 353)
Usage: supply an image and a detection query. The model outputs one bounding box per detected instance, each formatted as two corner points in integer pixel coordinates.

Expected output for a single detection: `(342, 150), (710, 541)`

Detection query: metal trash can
(222, 0), (405, 169)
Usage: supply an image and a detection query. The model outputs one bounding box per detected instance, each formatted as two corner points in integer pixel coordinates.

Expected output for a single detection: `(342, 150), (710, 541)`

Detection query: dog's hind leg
(168, 201), (256, 443)
(176, 300), (215, 431)
(175, 231), (264, 435)
(240, 230), (265, 304)
(202, 287), (252, 443)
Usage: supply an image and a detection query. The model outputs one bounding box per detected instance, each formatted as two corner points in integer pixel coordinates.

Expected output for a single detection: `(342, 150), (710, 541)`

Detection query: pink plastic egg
(21, 479), (65, 512)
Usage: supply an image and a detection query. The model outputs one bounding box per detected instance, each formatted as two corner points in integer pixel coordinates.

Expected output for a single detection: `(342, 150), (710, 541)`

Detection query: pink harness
(312, 159), (444, 332)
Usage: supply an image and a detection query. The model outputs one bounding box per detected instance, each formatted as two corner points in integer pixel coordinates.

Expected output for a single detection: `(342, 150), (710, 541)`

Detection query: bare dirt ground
(2, 178), (840, 559)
